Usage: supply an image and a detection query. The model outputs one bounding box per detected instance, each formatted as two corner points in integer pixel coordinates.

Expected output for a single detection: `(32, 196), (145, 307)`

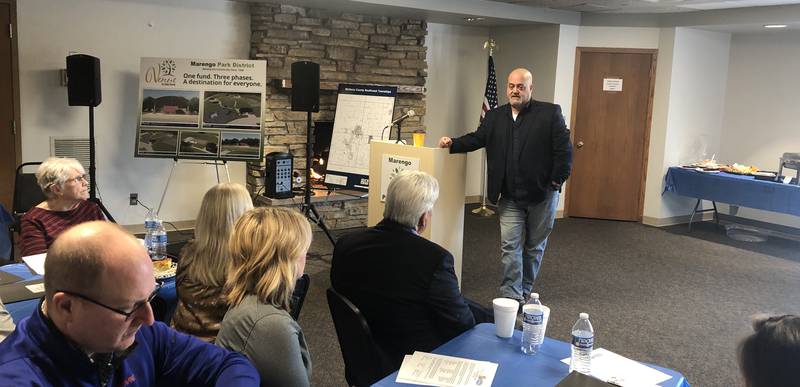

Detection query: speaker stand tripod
(86, 106), (115, 222)
(302, 111), (335, 246)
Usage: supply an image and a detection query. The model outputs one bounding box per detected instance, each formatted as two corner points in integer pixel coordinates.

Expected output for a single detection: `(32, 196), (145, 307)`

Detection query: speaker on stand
(66, 54), (114, 222)
(264, 152), (294, 199)
(290, 61), (335, 246)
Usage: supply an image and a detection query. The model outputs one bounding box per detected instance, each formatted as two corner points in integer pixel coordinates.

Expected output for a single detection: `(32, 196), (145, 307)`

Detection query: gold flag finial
(483, 39), (496, 56)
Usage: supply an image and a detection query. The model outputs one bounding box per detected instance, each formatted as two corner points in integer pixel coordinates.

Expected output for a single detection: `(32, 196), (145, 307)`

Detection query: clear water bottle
(151, 220), (168, 260)
(144, 208), (159, 254)
(570, 312), (594, 375)
(521, 293), (545, 355)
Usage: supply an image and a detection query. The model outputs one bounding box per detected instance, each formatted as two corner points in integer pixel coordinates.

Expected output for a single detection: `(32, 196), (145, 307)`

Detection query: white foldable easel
(157, 158), (231, 214)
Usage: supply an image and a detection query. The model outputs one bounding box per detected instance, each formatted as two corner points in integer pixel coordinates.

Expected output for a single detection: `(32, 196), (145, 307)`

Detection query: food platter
(153, 259), (177, 279)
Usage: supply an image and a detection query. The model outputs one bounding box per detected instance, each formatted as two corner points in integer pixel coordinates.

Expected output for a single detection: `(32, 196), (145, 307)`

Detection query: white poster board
(135, 57), (266, 161)
(324, 84), (397, 190)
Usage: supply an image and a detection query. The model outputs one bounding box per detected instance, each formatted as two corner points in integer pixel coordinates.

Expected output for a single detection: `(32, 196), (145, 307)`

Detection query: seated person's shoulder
(0, 358), (43, 384)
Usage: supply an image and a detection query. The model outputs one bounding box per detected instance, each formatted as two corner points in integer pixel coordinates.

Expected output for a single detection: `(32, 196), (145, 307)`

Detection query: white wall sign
(603, 78), (623, 92)
(380, 154), (420, 202)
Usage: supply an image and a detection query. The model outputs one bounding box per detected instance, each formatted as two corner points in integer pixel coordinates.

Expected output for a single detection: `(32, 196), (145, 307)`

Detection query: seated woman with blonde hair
(739, 314), (800, 387)
(171, 182), (253, 342)
(216, 207), (313, 387)
(20, 157), (105, 256)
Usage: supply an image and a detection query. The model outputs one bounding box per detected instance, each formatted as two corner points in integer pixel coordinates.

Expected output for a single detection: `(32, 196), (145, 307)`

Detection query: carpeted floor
(299, 204), (800, 387)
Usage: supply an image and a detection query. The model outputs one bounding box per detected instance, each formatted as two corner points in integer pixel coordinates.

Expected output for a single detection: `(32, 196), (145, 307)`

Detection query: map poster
(324, 84), (397, 191)
(135, 57), (266, 161)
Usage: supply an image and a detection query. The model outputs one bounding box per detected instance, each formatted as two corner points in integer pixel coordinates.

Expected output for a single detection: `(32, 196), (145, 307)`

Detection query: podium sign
(368, 141), (467, 284)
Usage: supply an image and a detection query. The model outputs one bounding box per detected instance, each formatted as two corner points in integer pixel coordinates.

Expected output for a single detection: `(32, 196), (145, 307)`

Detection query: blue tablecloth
(1, 263), (176, 324)
(373, 323), (689, 387)
(664, 167), (800, 216)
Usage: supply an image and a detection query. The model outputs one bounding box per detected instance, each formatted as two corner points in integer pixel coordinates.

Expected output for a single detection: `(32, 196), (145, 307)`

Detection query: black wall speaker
(66, 54), (102, 107)
(291, 61), (320, 112)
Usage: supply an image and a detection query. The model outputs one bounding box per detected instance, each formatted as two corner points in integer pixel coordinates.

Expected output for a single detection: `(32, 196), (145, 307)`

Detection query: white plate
(751, 171), (776, 177)
(154, 261), (177, 280)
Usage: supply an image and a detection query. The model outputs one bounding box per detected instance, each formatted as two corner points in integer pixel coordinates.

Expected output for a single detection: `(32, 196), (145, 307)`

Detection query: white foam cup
(492, 298), (519, 338)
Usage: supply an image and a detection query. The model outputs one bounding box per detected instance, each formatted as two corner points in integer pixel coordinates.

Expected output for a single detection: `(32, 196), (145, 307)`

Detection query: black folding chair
(327, 288), (395, 386)
(289, 273), (310, 321)
(9, 162), (45, 259)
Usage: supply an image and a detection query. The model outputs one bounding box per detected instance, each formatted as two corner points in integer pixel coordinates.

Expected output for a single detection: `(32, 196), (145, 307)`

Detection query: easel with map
(323, 84), (398, 191)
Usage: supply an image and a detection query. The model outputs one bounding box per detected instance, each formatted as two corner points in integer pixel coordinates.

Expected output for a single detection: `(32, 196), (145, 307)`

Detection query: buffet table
(663, 167), (800, 229)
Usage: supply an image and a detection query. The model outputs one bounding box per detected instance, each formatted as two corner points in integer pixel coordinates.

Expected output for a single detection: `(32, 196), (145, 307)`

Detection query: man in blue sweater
(0, 221), (259, 386)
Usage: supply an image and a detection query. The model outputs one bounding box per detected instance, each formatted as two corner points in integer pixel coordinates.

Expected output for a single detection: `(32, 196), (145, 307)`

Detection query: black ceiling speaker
(291, 61), (320, 112)
(66, 54), (102, 107)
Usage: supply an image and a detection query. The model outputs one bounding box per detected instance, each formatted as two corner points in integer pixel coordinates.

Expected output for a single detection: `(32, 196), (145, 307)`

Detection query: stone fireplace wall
(246, 3), (428, 229)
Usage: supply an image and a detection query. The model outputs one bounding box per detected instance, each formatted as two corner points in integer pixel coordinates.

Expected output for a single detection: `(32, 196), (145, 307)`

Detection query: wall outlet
(129, 193), (138, 206)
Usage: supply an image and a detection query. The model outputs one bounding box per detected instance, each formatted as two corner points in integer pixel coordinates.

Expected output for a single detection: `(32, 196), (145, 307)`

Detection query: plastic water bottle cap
(530, 292), (539, 299)
(579, 312), (589, 320)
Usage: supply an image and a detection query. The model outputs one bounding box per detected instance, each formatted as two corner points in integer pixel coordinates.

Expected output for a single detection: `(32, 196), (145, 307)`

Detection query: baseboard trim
(465, 195), (482, 204)
(642, 212), (714, 227)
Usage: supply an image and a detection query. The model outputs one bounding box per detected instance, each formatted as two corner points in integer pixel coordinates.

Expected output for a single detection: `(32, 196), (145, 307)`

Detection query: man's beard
(510, 99), (527, 110)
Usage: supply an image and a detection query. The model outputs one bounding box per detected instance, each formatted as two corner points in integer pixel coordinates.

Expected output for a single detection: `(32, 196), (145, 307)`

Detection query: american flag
(481, 55), (499, 122)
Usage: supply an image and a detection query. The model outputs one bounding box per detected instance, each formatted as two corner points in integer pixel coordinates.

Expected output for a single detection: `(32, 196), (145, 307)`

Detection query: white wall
(577, 26), (660, 49)
(717, 30), (800, 228)
(492, 24), (560, 104)
(642, 28), (677, 222)
(553, 25), (578, 128)
(424, 23), (490, 197)
(550, 24), (579, 212)
(17, 0), (250, 226)
(654, 28), (731, 221)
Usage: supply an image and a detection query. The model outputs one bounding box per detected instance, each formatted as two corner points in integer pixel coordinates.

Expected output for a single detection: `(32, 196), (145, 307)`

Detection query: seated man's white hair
(383, 170), (439, 229)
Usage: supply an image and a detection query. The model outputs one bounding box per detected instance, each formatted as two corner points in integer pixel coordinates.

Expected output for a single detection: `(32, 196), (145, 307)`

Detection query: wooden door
(566, 48), (656, 221)
(0, 0), (19, 211)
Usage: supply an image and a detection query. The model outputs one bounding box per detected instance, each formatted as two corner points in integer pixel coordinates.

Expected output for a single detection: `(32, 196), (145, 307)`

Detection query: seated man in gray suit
(331, 170), (491, 371)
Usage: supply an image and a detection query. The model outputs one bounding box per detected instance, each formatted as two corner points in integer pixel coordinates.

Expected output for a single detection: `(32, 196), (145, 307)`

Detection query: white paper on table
(25, 283), (45, 293)
(396, 351), (498, 387)
(22, 253), (47, 275)
(560, 348), (672, 387)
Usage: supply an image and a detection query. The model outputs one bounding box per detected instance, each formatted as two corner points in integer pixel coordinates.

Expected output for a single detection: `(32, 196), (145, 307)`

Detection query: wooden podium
(368, 140), (467, 284)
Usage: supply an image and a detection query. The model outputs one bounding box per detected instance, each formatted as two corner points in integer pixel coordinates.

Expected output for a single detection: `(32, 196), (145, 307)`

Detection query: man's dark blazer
(330, 219), (476, 369)
(450, 100), (573, 204)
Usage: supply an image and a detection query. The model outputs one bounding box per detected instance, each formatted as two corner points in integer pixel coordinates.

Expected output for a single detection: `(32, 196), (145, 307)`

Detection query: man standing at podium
(439, 68), (572, 305)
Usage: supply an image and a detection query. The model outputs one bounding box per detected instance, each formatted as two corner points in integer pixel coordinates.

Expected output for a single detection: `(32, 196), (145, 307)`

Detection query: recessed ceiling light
(764, 24), (788, 29)
(464, 17), (484, 22)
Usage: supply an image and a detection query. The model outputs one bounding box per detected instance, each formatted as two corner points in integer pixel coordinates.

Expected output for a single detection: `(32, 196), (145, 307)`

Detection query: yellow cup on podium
(412, 131), (426, 147)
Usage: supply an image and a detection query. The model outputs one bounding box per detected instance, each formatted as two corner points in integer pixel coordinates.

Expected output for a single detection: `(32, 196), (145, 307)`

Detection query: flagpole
(472, 39), (496, 217)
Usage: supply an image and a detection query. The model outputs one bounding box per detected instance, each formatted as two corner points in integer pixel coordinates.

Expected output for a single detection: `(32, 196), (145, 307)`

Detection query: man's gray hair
(383, 170), (439, 228)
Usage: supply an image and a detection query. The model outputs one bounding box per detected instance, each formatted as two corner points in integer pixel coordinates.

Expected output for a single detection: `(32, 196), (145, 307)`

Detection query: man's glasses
(57, 283), (162, 321)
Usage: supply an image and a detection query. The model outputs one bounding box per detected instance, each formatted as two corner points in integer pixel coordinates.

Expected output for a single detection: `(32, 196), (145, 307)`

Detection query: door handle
(576, 141), (584, 149)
